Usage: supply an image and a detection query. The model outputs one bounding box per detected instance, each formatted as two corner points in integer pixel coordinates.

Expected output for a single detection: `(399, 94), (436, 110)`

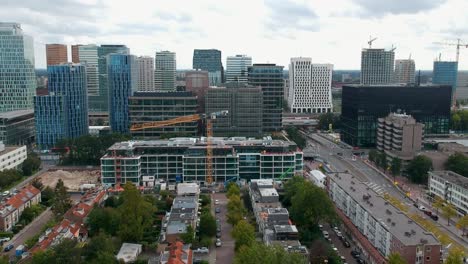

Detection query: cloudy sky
(2, 0), (468, 70)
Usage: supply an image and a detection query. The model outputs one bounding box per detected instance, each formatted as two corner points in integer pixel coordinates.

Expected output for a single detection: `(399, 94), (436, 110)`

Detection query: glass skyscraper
(108, 54), (138, 133)
(34, 64), (89, 149)
(0, 23), (36, 113)
(433, 61), (458, 102)
(193, 49), (223, 85)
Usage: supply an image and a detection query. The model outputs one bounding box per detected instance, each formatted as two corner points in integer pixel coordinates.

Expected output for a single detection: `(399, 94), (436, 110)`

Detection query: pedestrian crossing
(363, 181), (386, 195)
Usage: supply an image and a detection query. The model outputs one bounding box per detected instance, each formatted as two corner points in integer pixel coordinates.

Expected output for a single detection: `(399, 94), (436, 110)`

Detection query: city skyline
(1, 0), (468, 70)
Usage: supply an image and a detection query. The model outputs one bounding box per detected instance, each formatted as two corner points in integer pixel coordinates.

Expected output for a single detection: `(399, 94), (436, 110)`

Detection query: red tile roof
(6, 185), (40, 209)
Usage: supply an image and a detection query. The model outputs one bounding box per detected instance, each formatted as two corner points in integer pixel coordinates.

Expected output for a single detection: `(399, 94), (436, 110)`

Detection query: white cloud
(2, 0), (468, 70)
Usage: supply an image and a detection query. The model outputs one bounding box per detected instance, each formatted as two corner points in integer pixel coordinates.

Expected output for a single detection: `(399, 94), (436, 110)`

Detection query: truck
(15, 245), (25, 257)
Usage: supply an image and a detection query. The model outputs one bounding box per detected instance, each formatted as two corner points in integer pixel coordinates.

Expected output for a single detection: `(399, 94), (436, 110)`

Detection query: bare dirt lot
(38, 170), (100, 191)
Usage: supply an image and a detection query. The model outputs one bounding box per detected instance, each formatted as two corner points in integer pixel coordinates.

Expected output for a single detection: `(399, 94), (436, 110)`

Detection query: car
(217, 226), (221, 232)
(194, 247), (209, 254)
(215, 207), (221, 213)
(418, 205), (426, 211)
(342, 239), (351, 248)
(322, 231), (329, 239)
(3, 244), (13, 252)
(355, 257), (365, 264)
(333, 227), (340, 233)
(215, 239), (222, 247)
(216, 232), (221, 238)
(318, 224), (323, 230)
(332, 247), (338, 252)
(0, 237), (10, 243)
(336, 231), (343, 238)
(340, 256), (346, 261)
(430, 214), (439, 221)
(351, 250), (360, 258)
(215, 199), (220, 205)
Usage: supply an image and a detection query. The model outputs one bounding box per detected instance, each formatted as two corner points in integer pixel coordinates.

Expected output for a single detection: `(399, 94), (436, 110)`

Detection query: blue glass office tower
(108, 54), (138, 133)
(193, 49), (224, 85)
(433, 61), (458, 102)
(0, 23), (36, 113)
(34, 64), (89, 149)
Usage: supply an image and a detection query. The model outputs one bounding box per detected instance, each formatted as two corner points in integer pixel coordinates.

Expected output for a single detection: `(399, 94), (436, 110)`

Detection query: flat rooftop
(267, 207), (289, 215)
(430, 170), (468, 189)
(259, 188), (279, 197)
(0, 109), (34, 120)
(274, 225), (298, 233)
(331, 173), (439, 246)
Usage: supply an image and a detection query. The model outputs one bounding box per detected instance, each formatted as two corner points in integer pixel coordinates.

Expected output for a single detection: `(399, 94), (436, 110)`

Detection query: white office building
(361, 49), (395, 85)
(154, 51), (176, 91)
(226, 55), (252, 83)
(136, 56), (154, 91)
(394, 59), (415, 85)
(288, 58), (333, 114)
(78, 44), (99, 96)
(0, 142), (27, 171)
(428, 170), (468, 216)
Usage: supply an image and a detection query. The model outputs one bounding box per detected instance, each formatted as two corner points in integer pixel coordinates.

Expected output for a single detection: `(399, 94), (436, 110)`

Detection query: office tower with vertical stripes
(136, 56), (155, 91)
(361, 49), (395, 85)
(226, 55), (252, 83)
(46, 44), (68, 66)
(154, 51), (176, 91)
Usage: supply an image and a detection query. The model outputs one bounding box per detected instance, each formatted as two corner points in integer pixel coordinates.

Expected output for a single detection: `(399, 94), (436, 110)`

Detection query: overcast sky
(2, 0), (468, 70)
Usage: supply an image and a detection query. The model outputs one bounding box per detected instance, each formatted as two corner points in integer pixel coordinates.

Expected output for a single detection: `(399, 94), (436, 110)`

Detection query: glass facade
(248, 64), (284, 132)
(108, 54), (137, 133)
(433, 61), (458, 102)
(192, 49), (223, 85)
(341, 85), (451, 147)
(0, 23), (36, 113)
(0, 110), (35, 146)
(34, 64), (89, 149)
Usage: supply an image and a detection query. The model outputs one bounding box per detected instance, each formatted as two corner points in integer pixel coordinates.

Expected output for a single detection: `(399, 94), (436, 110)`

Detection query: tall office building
(248, 64), (284, 132)
(94, 45), (130, 113)
(71, 44), (82, 63)
(341, 85), (451, 147)
(136, 56), (154, 91)
(205, 87), (263, 137)
(78, 44), (99, 97)
(154, 51), (176, 91)
(193, 49), (223, 85)
(287, 58), (333, 114)
(0, 23), (36, 113)
(456, 72), (468, 100)
(361, 49), (395, 85)
(108, 54), (138, 133)
(433, 61), (458, 102)
(185, 70), (209, 113)
(226, 55), (252, 83)
(46, 44), (68, 66)
(34, 64), (89, 149)
(394, 59), (415, 84)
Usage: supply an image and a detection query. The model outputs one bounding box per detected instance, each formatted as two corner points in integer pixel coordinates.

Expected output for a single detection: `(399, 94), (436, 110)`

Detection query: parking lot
(213, 193), (235, 264)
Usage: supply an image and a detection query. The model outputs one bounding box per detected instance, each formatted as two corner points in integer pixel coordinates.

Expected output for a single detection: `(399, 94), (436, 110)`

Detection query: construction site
(38, 169), (100, 192)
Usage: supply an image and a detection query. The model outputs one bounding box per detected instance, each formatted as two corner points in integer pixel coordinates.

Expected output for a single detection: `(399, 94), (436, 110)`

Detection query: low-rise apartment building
(162, 196), (199, 244)
(328, 173), (441, 264)
(100, 137), (303, 186)
(428, 170), (468, 216)
(0, 185), (41, 231)
(0, 142), (27, 171)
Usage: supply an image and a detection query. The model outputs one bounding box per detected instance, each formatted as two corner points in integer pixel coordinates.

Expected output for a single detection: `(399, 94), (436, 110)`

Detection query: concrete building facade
(136, 56), (154, 91)
(0, 23), (36, 113)
(46, 44), (68, 66)
(185, 70), (209, 113)
(361, 49), (395, 85)
(100, 137), (303, 186)
(226, 55), (252, 83)
(394, 59), (415, 85)
(0, 110), (35, 146)
(155, 51), (176, 91)
(0, 142), (27, 171)
(78, 44), (99, 97)
(428, 171), (468, 216)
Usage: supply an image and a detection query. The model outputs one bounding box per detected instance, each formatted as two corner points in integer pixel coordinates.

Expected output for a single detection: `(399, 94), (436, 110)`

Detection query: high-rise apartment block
(341, 85), (451, 147)
(205, 87), (263, 137)
(226, 55), (252, 83)
(71, 44), (82, 63)
(0, 23), (36, 113)
(433, 61), (458, 102)
(456, 72), (468, 100)
(46, 44), (68, 66)
(193, 49), (223, 85)
(34, 64), (89, 149)
(361, 49), (395, 85)
(185, 70), (209, 113)
(108, 54), (138, 133)
(248, 64), (284, 132)
(136, 56), (154, 91)
(287, 58), (333, 114)
(394, 59), (415, 84)
(154, 51), (176, 91)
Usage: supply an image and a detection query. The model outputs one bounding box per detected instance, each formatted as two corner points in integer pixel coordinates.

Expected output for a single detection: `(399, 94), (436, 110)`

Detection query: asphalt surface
(212, 193), (235, 264)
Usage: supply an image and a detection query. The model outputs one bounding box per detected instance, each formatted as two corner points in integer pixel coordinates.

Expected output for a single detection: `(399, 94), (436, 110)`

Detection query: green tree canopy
(180, 225), (195, 244)
(368, 149), (379, 163)
(318, 112), (341, 131)
(86, 207), (121, 236)
(444, 248), (464, 264)
(445, 153), (468, 177)
(285, 126), (306, 149)
(231, 220), (255, 251)
(407, 155), (432, 184)
(456, 215), (468, 236)
(442, 203), (457, 226)
(22, 152), (41, 176)
(226, 182), (240, 198)
(226, 194), (245, 226)
(391, 158), (402, 176)
(52, 179), (72, 216)
(199, 211), (217, 238)
(388, 252), (407, 264)
(84, 232), (115, 262)
(234, 242), (307, 264)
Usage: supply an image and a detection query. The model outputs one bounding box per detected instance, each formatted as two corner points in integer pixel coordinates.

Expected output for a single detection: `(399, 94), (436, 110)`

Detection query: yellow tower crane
(433, 38), (468, 62)
(130, 110), (228, 185)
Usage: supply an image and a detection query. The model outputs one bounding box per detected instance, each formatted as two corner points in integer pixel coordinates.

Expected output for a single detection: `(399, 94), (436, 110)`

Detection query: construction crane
(433, 38), (468, 62)
(130, 110), (229, 185)
(367, 36), (377, 48)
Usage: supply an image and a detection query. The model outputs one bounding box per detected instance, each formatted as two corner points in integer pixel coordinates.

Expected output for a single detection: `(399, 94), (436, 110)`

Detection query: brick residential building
(0, 185), (41, 231)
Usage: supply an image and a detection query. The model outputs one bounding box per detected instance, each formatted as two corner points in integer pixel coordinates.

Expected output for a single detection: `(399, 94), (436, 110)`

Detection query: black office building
(341, 85), (451, 147)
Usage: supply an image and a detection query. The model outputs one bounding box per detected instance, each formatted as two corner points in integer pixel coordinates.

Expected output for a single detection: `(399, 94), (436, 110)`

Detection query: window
(426, 256), (431, 261)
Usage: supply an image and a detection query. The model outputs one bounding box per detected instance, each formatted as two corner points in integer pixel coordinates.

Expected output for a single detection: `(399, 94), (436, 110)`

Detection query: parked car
(0, 237), (10, 243)
(322, 231), (329, 239)
(217, 226), (221, 232)
(318, 224), (323, 230)
(215, 207), (221, 214)
(340, 256), (346, 262)
(355, 257), (365, 264)
(3, 244), (14, 252)
(215, 199), (220, 205)
(194, 247), (209, 254)
(342, 239), (351, 248)
(351, 250), (360, 258)
(430, 214), (439, 221)
(418, 205), (426, 211)
(216, 232), (221, 238)
(215, 239), (222, 247)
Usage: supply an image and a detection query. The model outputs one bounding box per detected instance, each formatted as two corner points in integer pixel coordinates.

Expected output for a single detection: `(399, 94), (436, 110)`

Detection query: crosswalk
(363, 182), (386, 196)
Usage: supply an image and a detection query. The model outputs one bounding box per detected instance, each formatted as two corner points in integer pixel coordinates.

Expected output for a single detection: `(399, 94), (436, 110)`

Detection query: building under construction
(100, 137), (303, 186)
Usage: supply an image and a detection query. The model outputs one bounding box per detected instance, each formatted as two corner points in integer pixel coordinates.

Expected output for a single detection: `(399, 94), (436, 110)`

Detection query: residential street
(212, 192), (234, 264)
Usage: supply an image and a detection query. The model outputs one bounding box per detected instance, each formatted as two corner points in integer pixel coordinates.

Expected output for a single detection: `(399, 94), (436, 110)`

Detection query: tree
(388, 252), (407, 264)
(231, 220), (255, 251)
(445, 153), (468, 177)
(19, 204), (43, 224)
(368, 150), (379, 163)
(234, 242), (307, 264)
(442, 204), (457, 226)
(227, 195), (245, 226)
(31, 177), (44, 190)
(86, 207), (120, 236)
(199, 194), (211, 207)
(199, 212), (217, 238)
(456, 215), (468, 236)
(180, 225), (195, 244)
(41, 186), (55, 207)
(52, 179), (72, 216)
(52, 238), (82, 264)
(308, 240), (330, 263)
(22, 152), (41, 176)
(84, 233), (115, 262)
(377, 152), (387, 170)
(432, 196), (445, 216)
(226, 182), (240, 198)
(391, 158), (402, 176)
(285, 126), (306, 149)
(283, 176), (306, 207)
(117, 182), (154, 242)
(0, 169), (22, 189)
(444, 248), (464, 264)
(406, 155), (432, 184)
(31, 249), (55, 264)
